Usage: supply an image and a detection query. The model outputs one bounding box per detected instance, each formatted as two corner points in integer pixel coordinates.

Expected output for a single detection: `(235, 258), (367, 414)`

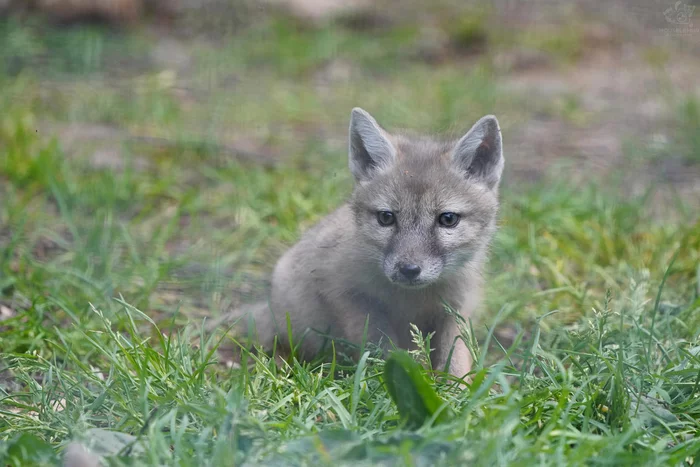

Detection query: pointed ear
(348, 107), (397, 182)
(451, 115), (504, 190)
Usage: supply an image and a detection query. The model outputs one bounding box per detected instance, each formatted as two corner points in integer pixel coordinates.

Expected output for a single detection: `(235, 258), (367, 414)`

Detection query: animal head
(348, 108), (504, 289)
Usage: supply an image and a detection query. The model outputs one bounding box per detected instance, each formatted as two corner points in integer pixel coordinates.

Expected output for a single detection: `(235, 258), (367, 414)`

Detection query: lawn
(1, 3), (699, 465)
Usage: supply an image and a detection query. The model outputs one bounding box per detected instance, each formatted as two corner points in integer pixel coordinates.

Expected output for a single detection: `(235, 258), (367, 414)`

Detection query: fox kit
(235, 108), (504, 378)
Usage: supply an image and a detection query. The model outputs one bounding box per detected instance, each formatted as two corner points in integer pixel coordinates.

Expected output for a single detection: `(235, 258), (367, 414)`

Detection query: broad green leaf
(383, 350), (454, 429)
(2, 434), (58, 467)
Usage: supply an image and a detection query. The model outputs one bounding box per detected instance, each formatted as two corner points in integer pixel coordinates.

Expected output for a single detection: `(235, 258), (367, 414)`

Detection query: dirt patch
(261, 0), (372, 23)
(42, 122), (148, 171)
(39, 122), (282, 171)
(500, 42), (700, 211)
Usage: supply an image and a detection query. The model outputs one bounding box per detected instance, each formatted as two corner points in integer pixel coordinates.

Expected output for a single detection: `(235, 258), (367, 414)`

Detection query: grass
(678, 96), (700, 163)
(1, 10), (700, 467)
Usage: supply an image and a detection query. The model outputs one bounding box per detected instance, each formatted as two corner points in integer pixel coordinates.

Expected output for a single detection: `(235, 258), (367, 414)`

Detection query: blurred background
(0, 0), (699, 345)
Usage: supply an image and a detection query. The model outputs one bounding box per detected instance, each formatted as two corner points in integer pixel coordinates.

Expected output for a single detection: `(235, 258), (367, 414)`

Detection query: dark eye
(438, 212), (460, 227)
(377, 211), (395, 226)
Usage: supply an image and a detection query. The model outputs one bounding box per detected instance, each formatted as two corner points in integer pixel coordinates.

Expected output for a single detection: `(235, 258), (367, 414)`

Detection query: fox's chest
(370, 285), (461, 331)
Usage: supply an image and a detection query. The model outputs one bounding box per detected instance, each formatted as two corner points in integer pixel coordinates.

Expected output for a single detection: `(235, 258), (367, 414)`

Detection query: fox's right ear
(348, 107), (397, 182)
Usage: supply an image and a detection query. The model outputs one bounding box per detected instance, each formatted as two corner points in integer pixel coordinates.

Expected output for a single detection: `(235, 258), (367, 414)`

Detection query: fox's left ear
(451, 115), (504, 190)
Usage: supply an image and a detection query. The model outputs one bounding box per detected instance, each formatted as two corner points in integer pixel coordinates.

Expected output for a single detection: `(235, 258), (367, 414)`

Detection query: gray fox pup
(232, 108), (504, 378)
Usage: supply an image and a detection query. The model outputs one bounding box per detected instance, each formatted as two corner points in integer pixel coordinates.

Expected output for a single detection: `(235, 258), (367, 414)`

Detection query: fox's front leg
(430, 315), (473, 379)
(338, 307), (400, 358)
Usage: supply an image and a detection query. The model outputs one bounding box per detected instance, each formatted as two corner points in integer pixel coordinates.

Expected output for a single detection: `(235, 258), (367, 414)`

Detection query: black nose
(398, 263), (421, 280)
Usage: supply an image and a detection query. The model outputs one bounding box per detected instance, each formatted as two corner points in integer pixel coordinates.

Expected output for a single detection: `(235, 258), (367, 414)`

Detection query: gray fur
(452, 115), (504, 190)
(63, 443), (101, 467)
(228, 108), (505, 378)
(348, 107), (397, 182)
